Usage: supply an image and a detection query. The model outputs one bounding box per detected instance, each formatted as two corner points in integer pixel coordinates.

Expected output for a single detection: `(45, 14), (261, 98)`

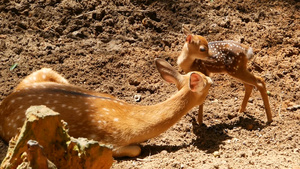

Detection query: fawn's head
(155, 58), (212, 101)
(180, 27), (210, 61)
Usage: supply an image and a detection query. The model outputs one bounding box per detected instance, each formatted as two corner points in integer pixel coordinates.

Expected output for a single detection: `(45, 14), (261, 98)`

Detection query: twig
(136, 158), (153, 162)
(74, 10), (96, 18)
(287, 105), (300, 111)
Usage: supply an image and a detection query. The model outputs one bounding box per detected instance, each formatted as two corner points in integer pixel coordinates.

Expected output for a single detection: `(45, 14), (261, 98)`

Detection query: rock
(0, 105), (113, 169)
(134, 94), (142, 102)
(213, 151), (221, 158)
(246, 124), (253, 130)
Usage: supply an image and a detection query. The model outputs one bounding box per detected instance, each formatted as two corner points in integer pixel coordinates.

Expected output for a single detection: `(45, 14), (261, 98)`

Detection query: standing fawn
(0, 59), (212, 157)
(177, 28), (272, 124)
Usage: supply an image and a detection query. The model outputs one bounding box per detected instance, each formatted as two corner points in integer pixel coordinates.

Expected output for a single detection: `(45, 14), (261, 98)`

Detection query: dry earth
(0, 0), (299, 168)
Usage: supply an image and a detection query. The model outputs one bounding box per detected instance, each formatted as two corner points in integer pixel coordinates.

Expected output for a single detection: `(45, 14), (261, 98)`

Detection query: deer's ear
(189, 73), (205, 92)
(155, 58), (183, 85)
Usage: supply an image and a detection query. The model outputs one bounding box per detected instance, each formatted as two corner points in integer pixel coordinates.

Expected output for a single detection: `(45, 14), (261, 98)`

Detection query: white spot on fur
(114, 118), (119, 122)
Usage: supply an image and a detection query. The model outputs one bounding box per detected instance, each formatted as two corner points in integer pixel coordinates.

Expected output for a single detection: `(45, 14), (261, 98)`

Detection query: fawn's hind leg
(15, 68), (69, 91)
(231, 69), (272, 123)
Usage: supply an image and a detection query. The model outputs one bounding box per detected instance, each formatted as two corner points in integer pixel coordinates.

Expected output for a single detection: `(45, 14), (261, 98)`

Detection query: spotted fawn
(177, 27), (272, 124)
(0, 59), (212, 157)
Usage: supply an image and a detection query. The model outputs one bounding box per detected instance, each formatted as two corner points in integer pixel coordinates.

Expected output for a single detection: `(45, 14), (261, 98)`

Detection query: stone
(0, 105), (113, 169)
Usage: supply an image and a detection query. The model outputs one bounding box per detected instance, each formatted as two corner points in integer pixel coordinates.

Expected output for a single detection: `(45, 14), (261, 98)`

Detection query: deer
(177, 27), (272, 124)
(0, 59), (212, 157)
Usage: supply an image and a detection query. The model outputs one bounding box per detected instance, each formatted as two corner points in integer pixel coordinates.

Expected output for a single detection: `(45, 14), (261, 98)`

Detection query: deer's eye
(199, 46), (206, 52)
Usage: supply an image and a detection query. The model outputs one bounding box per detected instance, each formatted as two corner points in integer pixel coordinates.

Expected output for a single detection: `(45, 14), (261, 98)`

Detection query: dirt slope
(0, 0), (299, 168)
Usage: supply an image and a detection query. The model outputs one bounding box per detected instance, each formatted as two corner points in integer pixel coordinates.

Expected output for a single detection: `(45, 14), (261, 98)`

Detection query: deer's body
(177, 31), (272, 124)
(0, 59), (212, 157)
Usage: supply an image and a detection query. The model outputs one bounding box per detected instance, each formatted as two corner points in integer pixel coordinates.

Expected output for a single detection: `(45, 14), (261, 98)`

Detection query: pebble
(161, 150), (168, 155)
(213, 151), (221, 157)
(246, 124), (253, 130)
(134, 94), (141, 102)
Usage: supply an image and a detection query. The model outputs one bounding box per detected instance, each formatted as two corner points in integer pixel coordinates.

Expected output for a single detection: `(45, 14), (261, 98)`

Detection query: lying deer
(0, 59), (212, 157)
(177, 28), (272, 124)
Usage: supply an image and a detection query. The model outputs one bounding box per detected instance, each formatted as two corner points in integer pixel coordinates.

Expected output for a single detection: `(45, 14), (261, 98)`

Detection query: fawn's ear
(182, 25), (192, 36)
(189, 73), (206, 92)
(155, 58), (183, 85)
(182, 26), (193, 43)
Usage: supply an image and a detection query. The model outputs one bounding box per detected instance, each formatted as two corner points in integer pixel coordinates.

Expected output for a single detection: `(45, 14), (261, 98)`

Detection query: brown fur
(177, 31), (272, 124)
(0, 59), (212, 157)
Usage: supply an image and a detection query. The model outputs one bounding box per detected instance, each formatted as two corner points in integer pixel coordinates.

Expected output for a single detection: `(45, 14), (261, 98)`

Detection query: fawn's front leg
(197, 104), (204, 124)
(239, 83), (254, 113)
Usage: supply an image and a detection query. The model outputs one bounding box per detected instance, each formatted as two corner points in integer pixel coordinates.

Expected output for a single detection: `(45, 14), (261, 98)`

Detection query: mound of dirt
(0, 0), (299, 168)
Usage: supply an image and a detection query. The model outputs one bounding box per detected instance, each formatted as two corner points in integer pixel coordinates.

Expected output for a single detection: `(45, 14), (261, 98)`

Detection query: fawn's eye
(199, 46), (206, 52)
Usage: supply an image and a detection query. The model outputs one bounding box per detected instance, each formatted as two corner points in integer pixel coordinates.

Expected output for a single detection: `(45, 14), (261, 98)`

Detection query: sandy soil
(0, 0), (299, 168)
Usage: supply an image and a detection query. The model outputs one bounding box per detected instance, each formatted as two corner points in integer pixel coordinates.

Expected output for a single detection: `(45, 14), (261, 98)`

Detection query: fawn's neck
(177, 43), (194, 73)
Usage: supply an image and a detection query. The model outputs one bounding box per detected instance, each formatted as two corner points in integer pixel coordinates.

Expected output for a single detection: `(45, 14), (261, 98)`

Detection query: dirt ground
(0, 0), (299, 168)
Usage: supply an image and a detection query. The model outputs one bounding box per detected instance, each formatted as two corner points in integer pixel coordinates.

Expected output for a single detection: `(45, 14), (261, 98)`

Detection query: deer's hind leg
(113, 145), (141, 158)
(15, 68), (69, 91)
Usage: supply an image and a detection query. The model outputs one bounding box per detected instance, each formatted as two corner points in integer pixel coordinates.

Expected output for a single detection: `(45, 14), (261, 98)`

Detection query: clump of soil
(0, 0), (299, 168)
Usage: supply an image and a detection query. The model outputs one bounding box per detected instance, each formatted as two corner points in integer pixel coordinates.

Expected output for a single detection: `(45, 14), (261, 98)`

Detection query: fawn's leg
(197, 104), (204, 124)
(239, 84), (254, 113)
(254, 76), (272, 123)
(231, 69), (272, 123)
(112, 145), (141, 157)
